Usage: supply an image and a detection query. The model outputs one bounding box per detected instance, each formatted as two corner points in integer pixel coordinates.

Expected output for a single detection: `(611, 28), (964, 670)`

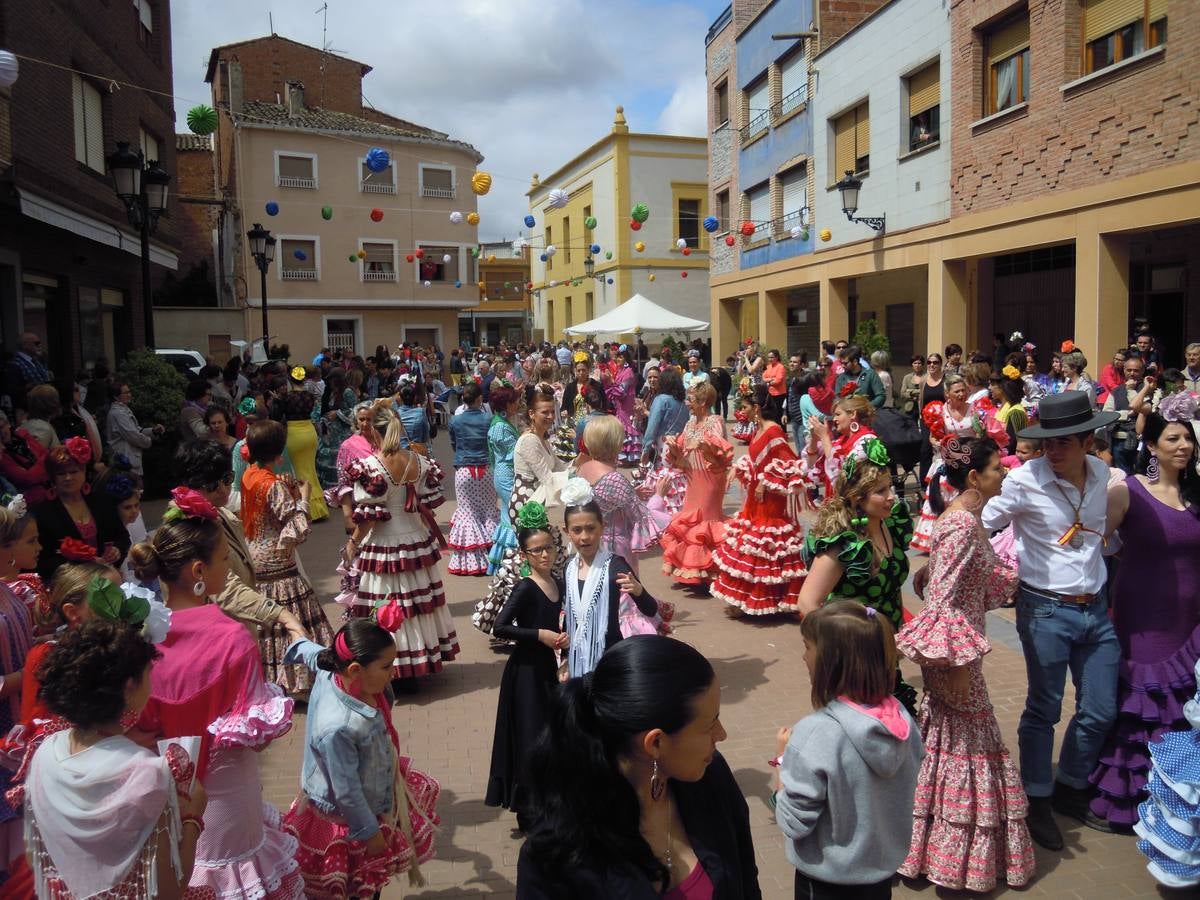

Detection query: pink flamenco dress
(660, 414), (732, 585)
(605, 364), (642, 465)
(711, 421), (807, 615)
(326, 433), (378, 610)
(139, 602), (304, 899)
(896, 510), (1035, 892)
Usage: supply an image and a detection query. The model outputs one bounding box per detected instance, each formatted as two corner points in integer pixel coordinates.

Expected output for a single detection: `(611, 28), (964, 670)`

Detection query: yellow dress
(285, 419), (329, 521)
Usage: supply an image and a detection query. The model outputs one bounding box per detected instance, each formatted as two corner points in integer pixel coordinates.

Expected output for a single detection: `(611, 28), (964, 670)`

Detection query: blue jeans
(1014, 585), (1120, 797)
(790, 420), (805, 455)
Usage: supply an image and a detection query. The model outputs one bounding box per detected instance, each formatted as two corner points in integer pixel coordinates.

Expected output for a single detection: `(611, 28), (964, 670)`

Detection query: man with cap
(980, 392), (1121, 850)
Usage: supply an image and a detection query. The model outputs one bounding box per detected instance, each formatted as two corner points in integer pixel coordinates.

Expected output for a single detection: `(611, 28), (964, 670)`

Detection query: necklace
(1052, 479), (1099, 549)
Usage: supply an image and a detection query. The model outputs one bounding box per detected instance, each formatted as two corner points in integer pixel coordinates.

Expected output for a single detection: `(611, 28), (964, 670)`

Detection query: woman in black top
(517, 635), (760, 899)
(917, 352), (946, 483)
(33, 445), (129, 580)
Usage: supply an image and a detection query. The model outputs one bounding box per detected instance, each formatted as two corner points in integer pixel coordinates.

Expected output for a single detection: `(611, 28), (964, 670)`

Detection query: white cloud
(656, 73), (708, 136)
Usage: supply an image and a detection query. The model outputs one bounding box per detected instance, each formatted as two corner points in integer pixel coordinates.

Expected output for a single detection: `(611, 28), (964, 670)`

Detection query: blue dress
(486, 416), (520, 573)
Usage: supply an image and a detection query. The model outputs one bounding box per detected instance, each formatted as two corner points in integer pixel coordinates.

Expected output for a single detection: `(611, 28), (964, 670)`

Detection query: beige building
(205, 36), (484, 359)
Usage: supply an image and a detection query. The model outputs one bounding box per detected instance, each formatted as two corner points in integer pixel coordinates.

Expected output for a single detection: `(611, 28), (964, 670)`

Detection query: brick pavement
(241, 437), (1166, 900)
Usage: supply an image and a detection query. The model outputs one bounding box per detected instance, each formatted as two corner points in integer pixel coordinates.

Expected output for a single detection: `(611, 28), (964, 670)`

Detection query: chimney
(286, 81), (305, 117)
(228, 60), (243, 115)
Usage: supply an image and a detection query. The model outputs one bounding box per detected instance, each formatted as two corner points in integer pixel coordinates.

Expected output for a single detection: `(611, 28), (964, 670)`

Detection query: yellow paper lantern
(466, 211), (480, 225)
(635, 241), (645, 253)
(820, 228), (832, 242)
(487, 254), (496, 262)
(478, 280), (486, 290)
(648, 273), (656, 282)
(471, 172), (492, 195)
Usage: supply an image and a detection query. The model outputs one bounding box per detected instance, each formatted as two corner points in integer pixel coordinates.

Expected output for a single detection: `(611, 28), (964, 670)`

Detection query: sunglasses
(927, 359), (942, 365)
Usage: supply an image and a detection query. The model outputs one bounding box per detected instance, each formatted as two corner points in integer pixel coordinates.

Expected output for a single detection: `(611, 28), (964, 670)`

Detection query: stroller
(872, 408), (923, 513)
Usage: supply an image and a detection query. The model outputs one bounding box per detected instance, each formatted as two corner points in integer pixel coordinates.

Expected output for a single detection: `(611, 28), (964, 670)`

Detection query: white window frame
(413, 241), (472, 284)
(322, 315), (363, 355)
(358, 238), (398, 283)
(358, 155), (397, 194)
(277, 234), (321, 282)
(139, 127), (160, 165)
(418, 163), (456, 199)
(274, 150), (318, 189)
(72, 74), (105, 173)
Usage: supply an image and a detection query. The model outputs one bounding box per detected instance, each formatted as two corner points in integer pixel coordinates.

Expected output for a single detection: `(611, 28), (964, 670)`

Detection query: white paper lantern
(547, 188), (569, 209)
(449, 211), (463, 224)
(549, 280), (558, 288)
(442, 253), (452, 263)
(423, 280), (431, 287)
(790, 226), (803, 240)
(676, 238), (687, 250)
(0, 52), (17, 89)
(545, 244), (557, 257)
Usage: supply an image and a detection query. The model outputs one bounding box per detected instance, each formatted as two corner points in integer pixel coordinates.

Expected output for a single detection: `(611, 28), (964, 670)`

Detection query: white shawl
(565, 550), (613, 677)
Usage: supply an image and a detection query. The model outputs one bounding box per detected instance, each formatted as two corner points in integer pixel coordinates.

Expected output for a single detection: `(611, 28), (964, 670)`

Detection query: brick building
(0, 0), (181, 389)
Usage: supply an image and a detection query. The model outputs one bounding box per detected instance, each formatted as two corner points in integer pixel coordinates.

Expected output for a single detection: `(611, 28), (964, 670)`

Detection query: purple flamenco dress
(1089, 477), (1200, 828)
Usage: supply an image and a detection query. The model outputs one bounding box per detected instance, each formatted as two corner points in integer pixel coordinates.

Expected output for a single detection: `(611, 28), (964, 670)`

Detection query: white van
(154, 349), (205, 376)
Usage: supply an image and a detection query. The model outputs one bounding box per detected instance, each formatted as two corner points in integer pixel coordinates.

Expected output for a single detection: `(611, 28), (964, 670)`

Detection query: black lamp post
(246, 223), (276, 349)
(107, 141), (171, 348)
(583, 255), (605, 282)
(835, 170), (885, 233)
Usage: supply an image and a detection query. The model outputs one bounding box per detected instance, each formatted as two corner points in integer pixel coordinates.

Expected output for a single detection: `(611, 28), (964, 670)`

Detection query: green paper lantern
(630, 203), (649, 223)
(605, 251), (613, 260)
(584, 216), (597, 229)
(186, 104), (218, 136)
(321, 205), (333, 220)
(348, 254), (357, 262)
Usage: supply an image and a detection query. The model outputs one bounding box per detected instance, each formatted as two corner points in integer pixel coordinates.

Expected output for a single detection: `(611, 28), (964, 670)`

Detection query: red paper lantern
(680, 271), (688, 278)
(740, 221), (755, 236)
(370, 208), (384, 222)
(405, 254), (414, 263)
(725, 235), (736, 246)
(526, 281), (534, 290)
(414, 249), (425, 259)
(630, 220), (642, 231)
(681, 247), (692, 256)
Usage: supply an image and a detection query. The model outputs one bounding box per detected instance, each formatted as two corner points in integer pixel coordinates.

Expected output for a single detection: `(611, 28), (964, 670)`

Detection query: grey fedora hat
(1018, 391), (1118, 439)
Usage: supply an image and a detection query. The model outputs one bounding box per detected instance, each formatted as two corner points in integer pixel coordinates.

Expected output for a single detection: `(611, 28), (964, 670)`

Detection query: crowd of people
(0, 321), (1193, 897)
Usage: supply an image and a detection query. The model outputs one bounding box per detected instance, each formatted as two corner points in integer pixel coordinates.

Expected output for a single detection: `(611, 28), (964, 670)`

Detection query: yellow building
(528, 108), (710, 340)
(461, 240), (532, 347)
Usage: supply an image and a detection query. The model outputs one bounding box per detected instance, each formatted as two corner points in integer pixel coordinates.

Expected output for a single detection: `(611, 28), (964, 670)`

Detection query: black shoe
(1051, 780), (1117, 832)
(1026, 797), (1064, 851)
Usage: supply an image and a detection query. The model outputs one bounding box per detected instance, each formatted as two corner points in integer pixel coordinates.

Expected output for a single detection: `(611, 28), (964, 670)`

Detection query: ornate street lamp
(107, 141), (171, 346)
(835, 170), (885, 233)
(246, 223), (276, 347)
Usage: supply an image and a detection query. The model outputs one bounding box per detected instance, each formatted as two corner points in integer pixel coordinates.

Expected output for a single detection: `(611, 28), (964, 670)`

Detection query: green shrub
(118, 349), (186, 427)
(853, 318), (890, 357)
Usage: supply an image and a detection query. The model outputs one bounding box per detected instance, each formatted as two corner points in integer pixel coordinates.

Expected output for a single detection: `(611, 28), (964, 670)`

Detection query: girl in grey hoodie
(775, 601), (924, 899)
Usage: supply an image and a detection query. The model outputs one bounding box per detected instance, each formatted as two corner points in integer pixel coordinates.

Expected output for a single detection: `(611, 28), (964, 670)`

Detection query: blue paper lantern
(607, 278), (614, 284)
(524, 214), (536, 228)
(703, 215), (719, 233)
(455, 280), (462, 288)
(365, 147), (390, 173)
(293, 249), (307, 261)
(539, 253), (548, 262)
(265, 201), (279, 216)
(590, 243), (600, 254)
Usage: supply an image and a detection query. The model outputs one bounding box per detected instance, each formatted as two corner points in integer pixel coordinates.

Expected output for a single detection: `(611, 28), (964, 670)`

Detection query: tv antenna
(315, 3), (347, 107)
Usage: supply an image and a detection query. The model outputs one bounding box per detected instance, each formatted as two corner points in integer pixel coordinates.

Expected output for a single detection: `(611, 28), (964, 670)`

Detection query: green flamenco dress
(801, 502), (919, 715)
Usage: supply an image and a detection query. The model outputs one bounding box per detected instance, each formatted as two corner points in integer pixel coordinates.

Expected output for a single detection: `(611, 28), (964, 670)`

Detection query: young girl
(282, 620), (441, 898)
(0, 497), (46, 634)
(94, 467), (145, 583)
(485, 502), (566, 831)
(776, 601), (923, 899)
(0, 504), (34, 880)
(560, 480), (657, 678)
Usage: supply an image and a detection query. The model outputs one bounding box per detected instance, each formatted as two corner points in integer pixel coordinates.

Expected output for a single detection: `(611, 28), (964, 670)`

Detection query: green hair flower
(516, 501), (550, 530)
(86, 576), (150, 627)
(863, 437), (891, 468)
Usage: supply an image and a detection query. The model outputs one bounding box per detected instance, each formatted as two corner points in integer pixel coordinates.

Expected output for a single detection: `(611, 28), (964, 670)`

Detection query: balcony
(277, 176), (316, 189)
(281, 268), (318, 281)
(739, 111), (769, 145)
(361, 181), (396, 194)
(421, 185), (455, 199)
(362, 270), (397, 282)
(775, 86), (807, 120)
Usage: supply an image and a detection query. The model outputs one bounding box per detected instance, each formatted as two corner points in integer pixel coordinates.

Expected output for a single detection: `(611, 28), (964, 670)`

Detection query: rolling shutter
(834, 109), (856, 179)
(1147, 0), (1166, 20)
(362, 243), (393, 264)
(780, 52), (805, 100)
(278, 155), (313, 179)
(1084, 0), (1143, 41)
(781, 167), (806, 218)
(854, 105), (870, 163)
(908, 63), (940, 117)
(988, 16), (1030, 64)
(747, 184), (769, 234)
(747, 78), (769, 123)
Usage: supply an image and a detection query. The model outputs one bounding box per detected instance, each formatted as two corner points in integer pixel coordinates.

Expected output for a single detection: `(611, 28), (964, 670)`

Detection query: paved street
(239, 436), (1167, 899)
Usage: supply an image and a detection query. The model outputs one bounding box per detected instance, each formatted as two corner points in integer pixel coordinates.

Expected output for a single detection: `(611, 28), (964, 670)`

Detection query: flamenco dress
(660, 415), (732, 585)
(485, 416), (520, 574)
(910, 403), (977, 554)
(605, 365), (642, 464)
(896, 511), (1034, 891)
(710, 422), (806, 615)
(731, 407), (757, 444)
(284, 405), (329, 521)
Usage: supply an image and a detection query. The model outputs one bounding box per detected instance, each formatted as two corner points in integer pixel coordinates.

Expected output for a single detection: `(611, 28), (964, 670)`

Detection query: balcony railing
(362, 270), (397, 282)
(328, 333), (355, 351)
(775, 85), (807, 119)
(421, 185), (455, 199)
(361, 181), (396, 194)
(281, 268), (318, 281)
(738, 111), (769, 144)
(277, 175), (316, 189)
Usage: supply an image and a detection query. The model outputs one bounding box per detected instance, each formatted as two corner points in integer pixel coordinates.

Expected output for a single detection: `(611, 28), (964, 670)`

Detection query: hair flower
(59, 537), (97, 563)
(573, 350), (591, 364)
(63, 436), (92, 466)
(560, 477), (595, 508)
(1060, 339), (1075, 354)
(1022, 341), (1036, 353)
(1159, 391), (1198, 424)
(239, 443), (251, 463)
(1009, 331), (1023, 343)
(839, 381), (858, 398)
(863, 436), (891, 468)
(515, 501), (550, 530)
(237, 396), (258, 416)
(290, 366), (307, 383)
(1002, 364), (1022, 381)
(121, 582), (172, 643)
(112, 453), (133, 471)
(104, 473), (136, 501)
(161, 486), (219, 523)
(4, 494), (26, 519)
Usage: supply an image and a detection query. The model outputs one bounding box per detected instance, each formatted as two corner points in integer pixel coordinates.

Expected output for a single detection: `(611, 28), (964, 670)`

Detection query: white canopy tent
(561, 293), (709, 336)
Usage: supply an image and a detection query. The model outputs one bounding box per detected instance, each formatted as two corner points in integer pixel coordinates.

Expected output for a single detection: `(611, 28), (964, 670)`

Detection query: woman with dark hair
(516, 635), (760, 899)
(0, 410), (51, 504)
(394, 381), (430, 452)
(601, 348), (640, 465)
(0, 503), (34, 881)
(1088, 401), (1200, 830)
(105, 381), (163, 482)
(316, 367), (356, 487)
(178, 379), (212, 442)
(33, 442), (129, 579)
(895, 437), (1035, 891)
(52, 380), (103, 467)
(486, 503), (566, 830)
(446, 384), (497, 577)
(281, 376), (329, 521)
(990, 364), (1028, 451)
(485, 384), (522, 575)
(637, 367), (690, 515)
(22, 384), (61, 450)
(555, 351), (600, 461)
(917, 352), (946, 482)
(711, 384), (808, 617)
(204, 404), (237, 454)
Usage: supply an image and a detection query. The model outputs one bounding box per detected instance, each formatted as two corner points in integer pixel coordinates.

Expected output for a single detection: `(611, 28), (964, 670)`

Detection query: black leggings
(795, 871), (892, 899)
(715, 392), (729, 420)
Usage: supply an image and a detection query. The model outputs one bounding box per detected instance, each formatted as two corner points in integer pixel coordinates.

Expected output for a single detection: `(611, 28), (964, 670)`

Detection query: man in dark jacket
(834, 344), (886, 408)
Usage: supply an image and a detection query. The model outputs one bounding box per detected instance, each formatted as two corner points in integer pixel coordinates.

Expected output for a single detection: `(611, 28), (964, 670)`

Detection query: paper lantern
(455, 280), (463, 288)
(584, 216), (597, 229)
(450, 211), (463, 224)
(370, 208), (384, 222)
(549, 280), (558, 288)
(471, 247), (480, 257)
(630, 220), (642, 232)
(820, 228), (832, 242)
(442, 254), (452, 263)
(739, 221), (755, 236)
(293, 249), (307, 261)
(631, 203), (650, 223)
(676, 238), (687, 250)
(471, 171), (493, 195)
(539, 253), (548, 262)
(702, 215), (719, 233)
(590, 243), (600, 254)
(265, 201), (279, 216)
(680, 271), (688, 278)
(605, 251), (613, 260)
(486, 254), (495, 262)
(365, 147), (390, 172)
(725, 235), (736, 246)
(648, 274), (656, 282)
(478, 281), (486, 290)
(800, 228), (810, 241)
(635, 241), (645, 253)
(681, 247), (692, 256)
(357, 250), (366, 259)
(466, 211), (480, 225)
(0, 51), (19, 89)
(423, 280), (431, 287)
(405, 254), (415, 263)
(348, 254), (357, 262)
(524, 214), (536, 228)
(504, 281), (512, 288)
(186, 104), (217, 136)
(321, 205), (333, 220)
(414, 249), (424, 259)
(607, 278), (614, 284)
(545, 244), (557, 257)
(547, 188), (569, 209)
(790, 226), (803, 240)
(527, 281), (533, 290)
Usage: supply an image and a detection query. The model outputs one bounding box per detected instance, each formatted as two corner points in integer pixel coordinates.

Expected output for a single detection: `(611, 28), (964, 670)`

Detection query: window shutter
(72, 75), (86, 165)
(83, 81), (105, 172)
(988, 16), (1030, 64)
(422, 167), (452, 191)
(138, 0), (153, 31)
(278, 155), (313, 179)
(834, 110), (855, 180)
(854, 104), (870, 161)
(363, 243), (392, 264)
(1147, 0), (1166, 20)
(1084, 0), (1142, 41)
(908, 63), (940, 117)
(781, 167), (806, 218)
(748, 184), (769, 234)
(780, 52), (805, 100)
(747, 78), (769, 120)
(140, 129), (159, 164)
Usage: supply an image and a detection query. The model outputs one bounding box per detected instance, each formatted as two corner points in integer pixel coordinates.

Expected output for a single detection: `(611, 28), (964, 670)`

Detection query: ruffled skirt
(257, 568), (336, 694)
(447, 467), (497, 576)
(633, 436), (687, 516)
(911, 471), (955, 554)
(1135, 732), (1200, 888)
(711, 515), (805, 614)
(486, 470), (518, 575)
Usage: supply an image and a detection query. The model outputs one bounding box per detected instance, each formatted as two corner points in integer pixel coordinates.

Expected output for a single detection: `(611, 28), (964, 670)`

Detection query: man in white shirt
(981, 392), (1121, 851)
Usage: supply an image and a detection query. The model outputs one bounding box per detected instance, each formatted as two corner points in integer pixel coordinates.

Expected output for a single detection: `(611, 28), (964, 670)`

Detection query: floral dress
(895, 510), (1034, 892)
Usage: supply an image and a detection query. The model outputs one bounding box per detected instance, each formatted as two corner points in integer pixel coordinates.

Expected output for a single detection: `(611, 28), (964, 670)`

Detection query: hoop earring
(958, 488), (983, 512)
(849, 421), (860, 434)
(650, 758), (666, 801)
(192, 580), (206, 597)
(1147, 454), (1160, 483)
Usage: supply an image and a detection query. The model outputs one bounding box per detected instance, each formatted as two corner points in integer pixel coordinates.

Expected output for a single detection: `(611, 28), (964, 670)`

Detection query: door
(404, 327), (438, 350)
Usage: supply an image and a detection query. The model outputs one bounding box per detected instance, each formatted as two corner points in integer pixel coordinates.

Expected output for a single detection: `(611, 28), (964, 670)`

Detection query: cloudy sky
(171, 0), (729, 241)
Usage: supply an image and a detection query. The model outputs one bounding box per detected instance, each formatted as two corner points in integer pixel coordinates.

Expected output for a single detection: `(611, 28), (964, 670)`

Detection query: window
(360, 158), (396, 194)
(280, 239), (317, 280)
(780, 165), (807, 230)
(361, 242), (396, 281)
(714, 81), (729, 127)
(778, 51), (807, 117)
(276, 153), (316, 189)
(742, 76), (769, 141)
(139, 128), (160, 165)
(715, 190), (729, 233)
(832, 102), (869, 182)
(563, 217), (571, 263)
(217, 60), (230, 107)
(419, 165), (454, 199)
(677, 198), (700, 248)
(985, 14), (1030, 114)
(907, 62), (940, 150)
(72, 74), (104, 172)
(417, 246), (459, 283)
(134, 0), (153, 45)
(1083, 0), (1166, 73)
(745, 183), (769, 239)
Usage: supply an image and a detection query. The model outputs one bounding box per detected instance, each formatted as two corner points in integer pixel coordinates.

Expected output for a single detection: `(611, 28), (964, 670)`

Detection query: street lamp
(107, 141), (171, 348)
(582, 256), (606, 282)
(246, 223), (276, 349)
(835, 170), (885, 233)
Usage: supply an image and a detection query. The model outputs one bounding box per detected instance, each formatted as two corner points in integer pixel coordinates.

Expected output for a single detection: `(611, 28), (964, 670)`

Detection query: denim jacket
(448, 407), (490, 466)
(284, 639), (395, 840)
(642, 394), (688, 450)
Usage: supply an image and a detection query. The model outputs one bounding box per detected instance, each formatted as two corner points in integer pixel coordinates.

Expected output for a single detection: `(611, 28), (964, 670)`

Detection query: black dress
(485, 576), (563, 824)
(917, 377), (946, 483)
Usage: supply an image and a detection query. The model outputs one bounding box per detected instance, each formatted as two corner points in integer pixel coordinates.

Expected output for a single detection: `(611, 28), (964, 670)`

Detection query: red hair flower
(63, 436), (92, 466)
(1060, 339), (1075, 353)
(839, 381), (858, 398)
(164, 487), (219, 521)
(239, 443), (251, 463)
(922, 401), (948, 443)
(59, 537), (97, 562)
(375, 600), (405, 632)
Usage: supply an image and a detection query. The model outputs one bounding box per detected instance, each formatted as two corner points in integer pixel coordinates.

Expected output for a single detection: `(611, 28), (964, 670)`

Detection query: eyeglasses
(523, 545), (554, 556)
